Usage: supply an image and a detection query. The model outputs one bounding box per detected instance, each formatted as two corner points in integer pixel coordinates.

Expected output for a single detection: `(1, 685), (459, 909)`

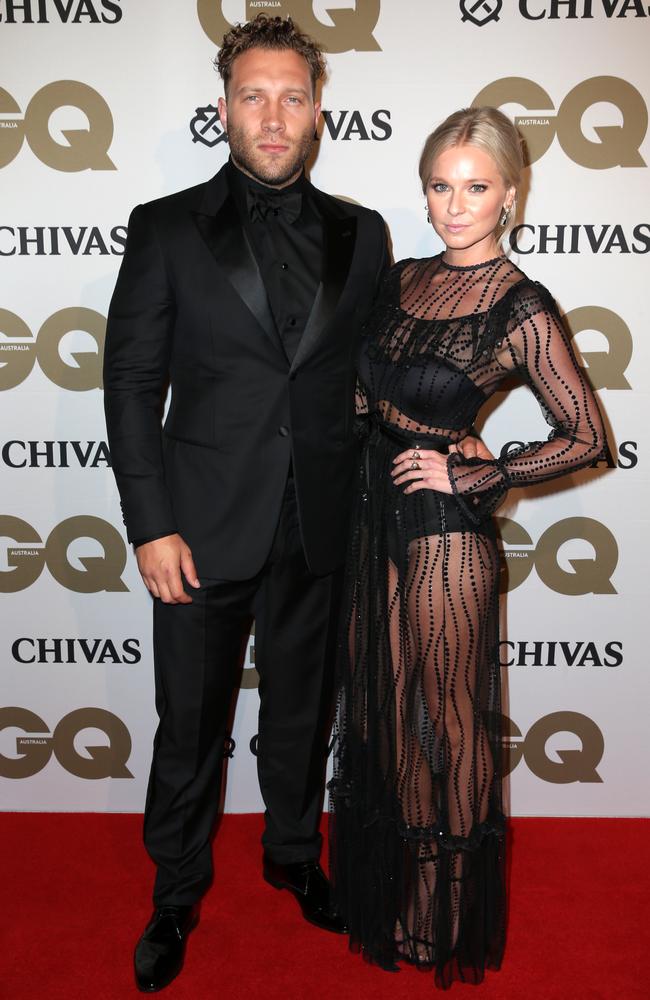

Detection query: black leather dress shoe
(263, 857), (348, 934)
(134, 904), (199, 993)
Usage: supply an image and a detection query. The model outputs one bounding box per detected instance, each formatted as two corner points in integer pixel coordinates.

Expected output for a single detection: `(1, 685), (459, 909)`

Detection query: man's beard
(227, 123), (315, 187)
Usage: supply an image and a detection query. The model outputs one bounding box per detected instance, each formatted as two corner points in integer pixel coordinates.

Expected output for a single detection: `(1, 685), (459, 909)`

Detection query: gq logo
(565, 305), (633, 390)
(0, 308), (105, 391)
(473, 77), (647, 167)
(198, 0), (381, 52)
(497, 516), (618, 595)
(0, 516), (128, 593)
(0, 707), (133, 779)
(0, 82), (115, 171)
(501, 712), (604, 783)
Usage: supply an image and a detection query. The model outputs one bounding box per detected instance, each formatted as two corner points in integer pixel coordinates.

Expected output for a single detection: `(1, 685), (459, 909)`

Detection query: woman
(329, 107), (605, 989)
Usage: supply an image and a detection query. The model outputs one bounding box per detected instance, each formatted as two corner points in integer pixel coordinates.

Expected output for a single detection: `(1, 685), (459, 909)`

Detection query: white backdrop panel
(1, 0), (647, 816)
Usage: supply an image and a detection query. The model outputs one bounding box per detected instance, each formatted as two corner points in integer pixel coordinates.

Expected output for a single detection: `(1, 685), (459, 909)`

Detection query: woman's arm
(392, 283), (606, 522)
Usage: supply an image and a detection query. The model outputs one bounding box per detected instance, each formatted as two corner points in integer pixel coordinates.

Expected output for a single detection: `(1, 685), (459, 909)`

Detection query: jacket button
(278, 425), (290, 437)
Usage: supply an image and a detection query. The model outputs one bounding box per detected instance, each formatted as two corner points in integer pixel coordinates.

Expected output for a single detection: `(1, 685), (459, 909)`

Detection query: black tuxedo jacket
(104, 164), (388, 579)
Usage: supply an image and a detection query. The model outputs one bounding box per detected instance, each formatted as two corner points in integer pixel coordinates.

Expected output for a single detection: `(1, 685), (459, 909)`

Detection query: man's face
(218, 48), (320, 188)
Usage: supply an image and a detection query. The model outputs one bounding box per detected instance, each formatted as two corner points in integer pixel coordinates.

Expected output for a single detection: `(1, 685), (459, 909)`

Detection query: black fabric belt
(364, 414), (452, 454)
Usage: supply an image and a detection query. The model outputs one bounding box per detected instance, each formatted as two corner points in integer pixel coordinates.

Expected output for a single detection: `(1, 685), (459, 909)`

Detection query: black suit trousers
(143, 478), (341, 905)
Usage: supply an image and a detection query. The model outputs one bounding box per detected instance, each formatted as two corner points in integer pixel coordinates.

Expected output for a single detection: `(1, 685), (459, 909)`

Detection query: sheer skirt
(329, 425), (506, 989)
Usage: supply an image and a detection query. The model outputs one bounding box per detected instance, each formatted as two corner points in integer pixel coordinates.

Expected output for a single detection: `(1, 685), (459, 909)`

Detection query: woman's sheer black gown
(329, 255), (605, 989)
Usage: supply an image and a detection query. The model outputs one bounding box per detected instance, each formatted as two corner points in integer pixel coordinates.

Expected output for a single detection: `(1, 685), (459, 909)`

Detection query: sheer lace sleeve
(447, 282), (606, 523)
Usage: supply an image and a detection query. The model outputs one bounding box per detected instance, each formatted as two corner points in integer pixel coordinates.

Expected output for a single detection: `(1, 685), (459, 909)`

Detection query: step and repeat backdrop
(1, 0), (648, 816)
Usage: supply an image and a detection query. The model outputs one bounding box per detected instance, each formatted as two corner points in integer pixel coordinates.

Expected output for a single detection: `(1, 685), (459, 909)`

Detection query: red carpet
(3, 814), (648, 999)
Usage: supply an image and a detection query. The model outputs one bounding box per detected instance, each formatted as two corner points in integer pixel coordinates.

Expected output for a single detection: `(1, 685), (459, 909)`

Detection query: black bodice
(358, 254), (605, 520)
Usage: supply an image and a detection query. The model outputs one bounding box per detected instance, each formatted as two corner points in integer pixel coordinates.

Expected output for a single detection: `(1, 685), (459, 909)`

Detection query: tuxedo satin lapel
(191, 195), (278, 347)
(289, 203), (357, 375)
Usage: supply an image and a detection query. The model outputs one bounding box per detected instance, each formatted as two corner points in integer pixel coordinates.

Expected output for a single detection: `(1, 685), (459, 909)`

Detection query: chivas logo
(190, 104), (228, 148)
(319, 109), (391, 141)
(0, 1), (123, 22)
(11, 637), (140, 664)
(0, 225), (126, 256)
(502, 440), (638, 470)
(499, 639), (624, 668)
(511, 223), (650, 255)
(519, 0), (649, 18)
(460, 0), (502, 26)
(189, 107), (392, 147)
(1, 440), (111, 469)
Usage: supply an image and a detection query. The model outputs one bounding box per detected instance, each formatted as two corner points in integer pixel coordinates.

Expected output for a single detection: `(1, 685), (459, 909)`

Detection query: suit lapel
(191, 170), (358, 370)
(191, 171), (278, 348)
(289, 190), (357, 375)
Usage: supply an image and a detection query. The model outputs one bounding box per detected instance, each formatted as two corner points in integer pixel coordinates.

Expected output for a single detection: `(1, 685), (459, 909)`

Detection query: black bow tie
(247, 187), (302, 225)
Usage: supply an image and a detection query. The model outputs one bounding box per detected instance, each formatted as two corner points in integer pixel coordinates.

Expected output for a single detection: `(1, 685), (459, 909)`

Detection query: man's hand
(449, 435), (494, 461)
(135, 533), (200, 604)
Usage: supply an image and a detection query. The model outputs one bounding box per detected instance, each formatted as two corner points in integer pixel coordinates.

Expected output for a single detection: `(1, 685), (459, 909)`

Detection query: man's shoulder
(137, 177), (216, 218)
(308, 183), (383, 223)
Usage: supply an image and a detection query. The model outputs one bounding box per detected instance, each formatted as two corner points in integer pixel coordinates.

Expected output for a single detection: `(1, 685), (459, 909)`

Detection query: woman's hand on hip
(391, 448), (453, 495)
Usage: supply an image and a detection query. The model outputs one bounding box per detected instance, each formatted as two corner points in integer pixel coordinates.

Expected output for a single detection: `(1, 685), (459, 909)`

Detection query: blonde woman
(329, 107), (605, 988)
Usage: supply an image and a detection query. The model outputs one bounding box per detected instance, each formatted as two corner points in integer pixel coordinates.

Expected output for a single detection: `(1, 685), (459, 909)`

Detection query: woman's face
(426, 143), (515, 265)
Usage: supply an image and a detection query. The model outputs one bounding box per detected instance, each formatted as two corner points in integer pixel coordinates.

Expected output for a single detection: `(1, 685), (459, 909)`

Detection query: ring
(411, 451), (421, 460)
(410, 461), (420, 470)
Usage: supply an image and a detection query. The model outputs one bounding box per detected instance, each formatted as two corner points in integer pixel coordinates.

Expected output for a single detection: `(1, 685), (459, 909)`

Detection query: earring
(499, 206), (510, 227)
(425, 205), (431, 224)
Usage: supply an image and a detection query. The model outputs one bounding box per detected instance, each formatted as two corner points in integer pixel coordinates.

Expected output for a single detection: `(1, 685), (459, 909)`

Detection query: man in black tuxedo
(104, 15), (386, 992)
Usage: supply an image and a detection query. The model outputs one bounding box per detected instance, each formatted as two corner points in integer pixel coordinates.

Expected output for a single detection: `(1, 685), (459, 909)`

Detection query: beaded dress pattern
(329, 254), (605, 988)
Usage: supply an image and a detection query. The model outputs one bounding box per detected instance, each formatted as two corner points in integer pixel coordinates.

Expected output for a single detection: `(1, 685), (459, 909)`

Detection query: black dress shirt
(227, 158), (323, 363)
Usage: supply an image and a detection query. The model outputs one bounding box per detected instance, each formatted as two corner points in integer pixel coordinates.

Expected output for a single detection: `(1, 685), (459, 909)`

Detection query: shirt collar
(227, 157), (307, 210)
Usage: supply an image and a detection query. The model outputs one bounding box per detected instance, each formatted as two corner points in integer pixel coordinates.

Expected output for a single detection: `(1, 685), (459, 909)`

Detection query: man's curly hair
(216, 14), (326, 97)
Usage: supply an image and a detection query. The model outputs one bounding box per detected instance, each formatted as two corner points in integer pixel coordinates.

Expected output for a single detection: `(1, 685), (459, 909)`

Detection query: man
(104, 15), (386, 992)
(104, 13), (487, 993)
